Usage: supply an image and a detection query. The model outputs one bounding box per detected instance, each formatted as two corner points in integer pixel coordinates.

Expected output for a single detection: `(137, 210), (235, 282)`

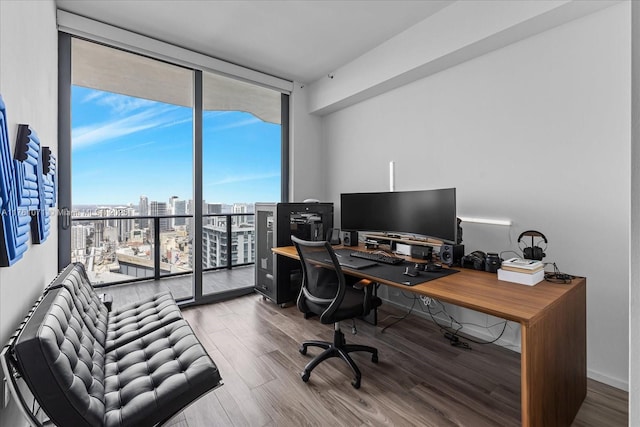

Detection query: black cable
(384, 293), (510, 346)
(543, 262), (575, 284)
(460, 320), (508, 345)
(425, 299), (509, 346)
(380, 295), (417, 333)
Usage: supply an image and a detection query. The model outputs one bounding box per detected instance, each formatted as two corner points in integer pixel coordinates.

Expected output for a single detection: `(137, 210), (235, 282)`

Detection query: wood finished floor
(172, 295), (626, 427)
(104, 271), (628, 427)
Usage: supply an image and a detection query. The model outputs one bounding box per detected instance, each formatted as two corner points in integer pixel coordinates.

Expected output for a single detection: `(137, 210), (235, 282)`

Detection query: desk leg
(360, 283), (379, 326)
(520, 282), (587, 427)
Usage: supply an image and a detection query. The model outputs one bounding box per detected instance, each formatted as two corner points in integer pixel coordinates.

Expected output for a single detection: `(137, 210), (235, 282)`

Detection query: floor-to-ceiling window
(201, 71), (282, 297)
(70, 38), (194, 294)
(60, 36), (289, 304)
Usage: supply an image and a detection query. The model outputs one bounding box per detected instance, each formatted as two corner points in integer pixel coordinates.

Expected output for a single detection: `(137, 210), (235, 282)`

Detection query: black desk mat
(333, 249), (459, 286)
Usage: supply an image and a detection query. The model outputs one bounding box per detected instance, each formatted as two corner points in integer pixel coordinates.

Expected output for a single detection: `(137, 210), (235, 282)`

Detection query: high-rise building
(150, 201), (171, 232)
(205, 203), (222, 226)
(232, 203), (253, 226)
(111, 206), (135, 242)
(207, 203), (222, 214)
(174, 199), (187, 227)
(232, 203), (248, 214)
(139, 195), (149, 230)
(93, 207), (113, 245)
(202, 219), (254, 268)
(71, 223), (90, 253)
(169, 196), (179, 212)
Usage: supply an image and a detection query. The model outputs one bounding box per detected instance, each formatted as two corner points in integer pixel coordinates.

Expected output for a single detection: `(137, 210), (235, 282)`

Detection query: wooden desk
(273, 245), (586, 427)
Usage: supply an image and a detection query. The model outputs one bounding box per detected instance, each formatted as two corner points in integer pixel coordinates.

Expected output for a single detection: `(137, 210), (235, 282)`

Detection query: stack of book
(497, 258), (545, 286)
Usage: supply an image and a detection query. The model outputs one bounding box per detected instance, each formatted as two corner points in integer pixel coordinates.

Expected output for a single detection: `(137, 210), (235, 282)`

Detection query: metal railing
(70, 212), (255, 288)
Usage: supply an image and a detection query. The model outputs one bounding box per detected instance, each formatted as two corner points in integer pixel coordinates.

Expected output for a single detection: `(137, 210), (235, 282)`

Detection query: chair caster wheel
(351, 378), (361, 389)
(301, 371), (310, 383)
(372, 354), (378, 363)
(299, 346), (307, 355)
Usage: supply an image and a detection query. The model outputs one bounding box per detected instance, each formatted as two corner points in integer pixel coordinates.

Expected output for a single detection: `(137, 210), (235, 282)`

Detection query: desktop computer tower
(255, 202), (333, 305)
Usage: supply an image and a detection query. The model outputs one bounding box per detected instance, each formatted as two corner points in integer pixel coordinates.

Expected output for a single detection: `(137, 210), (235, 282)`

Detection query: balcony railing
(71, 213), (255, 288)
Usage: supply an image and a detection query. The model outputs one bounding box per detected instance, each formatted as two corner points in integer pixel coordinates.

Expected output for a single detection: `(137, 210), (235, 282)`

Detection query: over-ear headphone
(518, 230), (547, 260)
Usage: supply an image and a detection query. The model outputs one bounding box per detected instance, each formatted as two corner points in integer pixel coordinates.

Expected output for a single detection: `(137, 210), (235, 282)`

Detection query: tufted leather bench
(2, 264), (222, 427)
(49, 263), (184, 351)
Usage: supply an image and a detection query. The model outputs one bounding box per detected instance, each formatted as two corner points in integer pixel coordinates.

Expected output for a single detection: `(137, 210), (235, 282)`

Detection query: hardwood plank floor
(102, 271), (627, 427)
(164, 293), (627, 427)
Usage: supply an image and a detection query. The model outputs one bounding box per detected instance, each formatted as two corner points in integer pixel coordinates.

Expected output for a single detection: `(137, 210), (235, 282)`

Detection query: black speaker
(518, 230), (547, 261)
(342, 231), (358, 246)
(327, 228), (341, 245)
(440, 244), (464, 266)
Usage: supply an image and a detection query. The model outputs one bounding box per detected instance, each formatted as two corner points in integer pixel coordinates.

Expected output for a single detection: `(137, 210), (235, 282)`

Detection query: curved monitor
(340, 188), (457, 243)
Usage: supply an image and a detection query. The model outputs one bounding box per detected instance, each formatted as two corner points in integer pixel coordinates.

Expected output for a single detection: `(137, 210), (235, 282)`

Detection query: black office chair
(291, 235), (381, 389)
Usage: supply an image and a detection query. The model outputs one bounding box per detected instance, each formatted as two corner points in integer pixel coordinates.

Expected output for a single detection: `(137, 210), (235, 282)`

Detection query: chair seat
(104, 319), (219, 427)
(106, 291), (182, 351)
(305, 286), (381, 324)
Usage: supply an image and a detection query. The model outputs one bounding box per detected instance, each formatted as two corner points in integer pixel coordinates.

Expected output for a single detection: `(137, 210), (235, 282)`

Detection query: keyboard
(350, 250), (404, 265)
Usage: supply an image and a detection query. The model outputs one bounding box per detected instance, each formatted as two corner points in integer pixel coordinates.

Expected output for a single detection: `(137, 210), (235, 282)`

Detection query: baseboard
(381, 297), (630, 392)
(587, 368), (629, 391)
(380, 297), (522, 352)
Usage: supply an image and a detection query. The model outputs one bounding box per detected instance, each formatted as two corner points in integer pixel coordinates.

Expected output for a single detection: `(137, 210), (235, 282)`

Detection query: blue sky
(72, 86), (281, 206)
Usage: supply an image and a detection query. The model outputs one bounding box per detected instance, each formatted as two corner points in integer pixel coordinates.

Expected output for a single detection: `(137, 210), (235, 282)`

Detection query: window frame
(58, 32), (290, 306)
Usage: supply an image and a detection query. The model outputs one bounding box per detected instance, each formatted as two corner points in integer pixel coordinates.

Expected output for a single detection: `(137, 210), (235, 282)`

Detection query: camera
(485, 252), (502, 273)
(461, 251), (486, 270)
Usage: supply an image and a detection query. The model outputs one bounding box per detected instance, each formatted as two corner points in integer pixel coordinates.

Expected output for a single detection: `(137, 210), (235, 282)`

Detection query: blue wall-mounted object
(0, 96), (57, 266)
(33, 145), (56, 243)
(14, 125), (42, 243)
(0, 96), (29, 266)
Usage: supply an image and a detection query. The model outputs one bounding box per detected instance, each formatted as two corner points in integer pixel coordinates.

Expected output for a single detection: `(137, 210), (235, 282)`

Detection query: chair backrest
(49, 263), (109, 347)
(14, 287), (106, 427)
(291, 235), (347, 324)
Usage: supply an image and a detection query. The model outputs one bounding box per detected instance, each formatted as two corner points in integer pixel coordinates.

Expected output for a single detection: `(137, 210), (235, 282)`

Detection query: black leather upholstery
(15, 287), (108, 427)
(105, 291), (182, 351)
(12, 264), (222, 427)
(104, 320), (218, 427)
(51, 263), (183, 351)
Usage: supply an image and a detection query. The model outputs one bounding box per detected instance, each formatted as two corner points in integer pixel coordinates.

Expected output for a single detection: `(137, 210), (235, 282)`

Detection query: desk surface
(274, 244), (587, 427)
(272, 245), (585, 326)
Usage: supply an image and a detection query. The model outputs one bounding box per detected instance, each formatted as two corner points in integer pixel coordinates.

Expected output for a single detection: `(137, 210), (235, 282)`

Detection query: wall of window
(60, 34), (289, 304)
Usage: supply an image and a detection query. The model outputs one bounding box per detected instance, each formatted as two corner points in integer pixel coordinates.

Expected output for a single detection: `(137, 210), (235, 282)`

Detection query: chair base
(299, 327), (378, 389)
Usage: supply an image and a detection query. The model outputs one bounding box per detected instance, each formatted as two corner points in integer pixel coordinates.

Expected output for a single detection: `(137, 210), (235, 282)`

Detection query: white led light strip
(458, 216), (512, 226)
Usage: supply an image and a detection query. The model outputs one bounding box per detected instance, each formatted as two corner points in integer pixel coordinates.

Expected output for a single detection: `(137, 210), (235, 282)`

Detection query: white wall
(308, 0), (617, 116)
(629, 0), (639, 422)
(289, 83), (325, 202)
(320, 3), (631, 389)
(0, 1), (58, 425)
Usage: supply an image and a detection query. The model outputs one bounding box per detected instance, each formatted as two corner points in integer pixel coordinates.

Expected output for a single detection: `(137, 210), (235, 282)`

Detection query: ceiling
(55, 0), (454, 84)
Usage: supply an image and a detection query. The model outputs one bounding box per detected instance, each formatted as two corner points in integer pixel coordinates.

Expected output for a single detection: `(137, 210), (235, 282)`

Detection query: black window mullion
(193, 70), (203, 300)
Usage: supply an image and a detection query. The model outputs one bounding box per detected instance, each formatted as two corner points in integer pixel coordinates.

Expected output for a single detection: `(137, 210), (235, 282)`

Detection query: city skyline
(71, 86), (281, 206)
(70, 198), (254, 218)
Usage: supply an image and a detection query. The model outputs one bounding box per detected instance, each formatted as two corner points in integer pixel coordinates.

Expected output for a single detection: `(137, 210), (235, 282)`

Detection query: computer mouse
(404, 266), (420, 277)
(425, 263), (442, 272)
